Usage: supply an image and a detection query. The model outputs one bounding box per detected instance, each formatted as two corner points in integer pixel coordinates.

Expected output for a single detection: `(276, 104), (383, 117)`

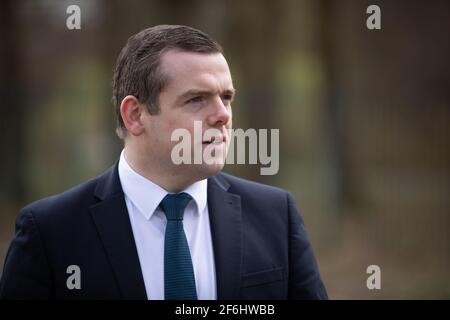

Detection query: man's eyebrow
(222, 88), (236, 97)
(176, 88), (236, 102)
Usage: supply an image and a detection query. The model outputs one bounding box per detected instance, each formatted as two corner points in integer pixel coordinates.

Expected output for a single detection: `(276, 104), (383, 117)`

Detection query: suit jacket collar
(90, 161), (242, 300)
(207, 174), (243, 299)
(90, 161), (147, 299)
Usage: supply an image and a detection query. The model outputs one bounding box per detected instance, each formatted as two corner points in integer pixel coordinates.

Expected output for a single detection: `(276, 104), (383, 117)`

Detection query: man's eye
(187, 96), (204, 104)
(221, 94), (233, 103)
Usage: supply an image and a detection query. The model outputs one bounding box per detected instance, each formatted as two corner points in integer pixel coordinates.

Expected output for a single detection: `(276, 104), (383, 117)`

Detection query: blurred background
(0, 0), (449, 299)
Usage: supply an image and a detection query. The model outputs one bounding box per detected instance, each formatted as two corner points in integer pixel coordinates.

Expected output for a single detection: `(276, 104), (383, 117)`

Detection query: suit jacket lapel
(89, 163), (147, 300)
(208, 174), (242, 299)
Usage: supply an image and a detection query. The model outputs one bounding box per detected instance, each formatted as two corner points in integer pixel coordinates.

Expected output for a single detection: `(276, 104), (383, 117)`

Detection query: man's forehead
(159, 49), (232, 86)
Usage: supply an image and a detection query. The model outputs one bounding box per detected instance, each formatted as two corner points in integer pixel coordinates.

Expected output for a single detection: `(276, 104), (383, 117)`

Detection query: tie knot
(160, 192), (192, 221)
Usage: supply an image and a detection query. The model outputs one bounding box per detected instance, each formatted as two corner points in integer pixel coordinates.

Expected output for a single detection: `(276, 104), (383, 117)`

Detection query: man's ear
(120, 95), (146, 136)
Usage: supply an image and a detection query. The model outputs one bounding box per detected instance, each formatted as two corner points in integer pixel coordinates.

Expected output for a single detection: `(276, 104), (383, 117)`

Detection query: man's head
(112, 25), (234, 190)
(112, 25), (224, 138)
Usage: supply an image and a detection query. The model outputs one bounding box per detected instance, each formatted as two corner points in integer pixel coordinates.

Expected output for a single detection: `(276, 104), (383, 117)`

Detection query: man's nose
(207, 96), (231, 126)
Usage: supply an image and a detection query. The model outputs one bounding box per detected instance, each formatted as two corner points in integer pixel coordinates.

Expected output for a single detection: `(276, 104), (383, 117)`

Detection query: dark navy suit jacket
(0, 162), (327, 299)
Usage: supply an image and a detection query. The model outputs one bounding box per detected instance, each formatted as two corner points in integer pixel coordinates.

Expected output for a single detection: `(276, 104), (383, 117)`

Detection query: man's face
(140, 49), (234, 183)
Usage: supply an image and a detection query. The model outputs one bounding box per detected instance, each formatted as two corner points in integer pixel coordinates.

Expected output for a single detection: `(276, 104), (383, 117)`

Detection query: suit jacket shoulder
(214, 172), (291, 211)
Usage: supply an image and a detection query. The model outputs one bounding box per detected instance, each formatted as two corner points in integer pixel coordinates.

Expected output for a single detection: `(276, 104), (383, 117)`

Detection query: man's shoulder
(212, 172), (299, 226)
(214, 171), (290, 201)
(20, 166), (114, 220)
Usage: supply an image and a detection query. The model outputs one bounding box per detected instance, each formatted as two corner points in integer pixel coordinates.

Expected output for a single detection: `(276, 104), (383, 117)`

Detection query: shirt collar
(118, 149), (207, 220)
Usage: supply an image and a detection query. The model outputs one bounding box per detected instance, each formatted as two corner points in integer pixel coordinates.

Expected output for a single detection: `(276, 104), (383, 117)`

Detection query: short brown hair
(112, 25), (223, 139)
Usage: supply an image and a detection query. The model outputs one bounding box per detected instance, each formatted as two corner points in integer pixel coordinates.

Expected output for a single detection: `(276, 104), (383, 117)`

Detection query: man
(0, 25), (327, 300)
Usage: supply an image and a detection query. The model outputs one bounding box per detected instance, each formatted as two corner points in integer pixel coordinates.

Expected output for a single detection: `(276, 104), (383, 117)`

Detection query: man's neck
(123, 146), (198, 193)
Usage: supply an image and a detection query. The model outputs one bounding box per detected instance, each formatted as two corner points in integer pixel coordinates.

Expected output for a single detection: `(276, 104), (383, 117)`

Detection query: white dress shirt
(118, 150), (217, 300)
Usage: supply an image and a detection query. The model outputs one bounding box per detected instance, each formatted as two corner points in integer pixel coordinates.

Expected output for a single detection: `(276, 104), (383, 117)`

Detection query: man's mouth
(202, 136), (226, 145)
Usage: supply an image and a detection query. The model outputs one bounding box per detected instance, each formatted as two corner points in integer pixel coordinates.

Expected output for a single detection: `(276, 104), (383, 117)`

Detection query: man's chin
(194, 162), (225, 179)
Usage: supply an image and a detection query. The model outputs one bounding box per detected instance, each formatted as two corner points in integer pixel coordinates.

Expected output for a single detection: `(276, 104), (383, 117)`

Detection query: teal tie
(159, 192), (198, 300)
